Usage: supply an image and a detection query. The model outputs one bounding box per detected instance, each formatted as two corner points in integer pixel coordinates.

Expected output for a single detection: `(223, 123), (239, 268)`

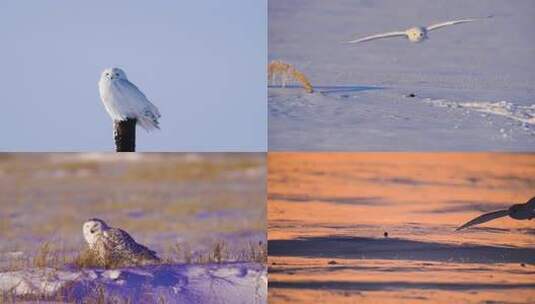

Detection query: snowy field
(0, 153), (266, 303)
(268, 0), (535, 150)
(0, 264), (266, 303)
(268, 153), (535, 303)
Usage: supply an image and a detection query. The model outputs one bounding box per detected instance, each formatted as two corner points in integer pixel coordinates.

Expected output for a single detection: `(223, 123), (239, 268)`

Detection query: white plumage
(347, 17), (491, 44)
(456, 197), (535, 230)
(98, 67), (161, 131)
(83, 218), (160, 267)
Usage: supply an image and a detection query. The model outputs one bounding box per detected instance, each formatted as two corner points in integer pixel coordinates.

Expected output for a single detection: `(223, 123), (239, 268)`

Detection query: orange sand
(268, 153), (535, 304)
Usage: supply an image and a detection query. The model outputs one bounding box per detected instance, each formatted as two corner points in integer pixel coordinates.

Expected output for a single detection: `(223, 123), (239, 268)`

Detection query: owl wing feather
(426, 17), (487, 31)
(347, 31), (406, 44)
(103, 228), (160, 266)
(116, 79), (161, 131)
(456, 209), (509, 231)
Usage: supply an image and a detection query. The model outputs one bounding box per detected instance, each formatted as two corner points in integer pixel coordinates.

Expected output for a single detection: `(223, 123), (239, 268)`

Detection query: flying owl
(98, 67), (161, 131)
(82, 218), (160, 268)
(347, 17), (491, 44)
(456, 197), (535, 230)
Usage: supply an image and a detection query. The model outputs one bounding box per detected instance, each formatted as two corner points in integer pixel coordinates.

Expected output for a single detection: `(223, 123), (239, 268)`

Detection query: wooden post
(114, 118), (136, 152)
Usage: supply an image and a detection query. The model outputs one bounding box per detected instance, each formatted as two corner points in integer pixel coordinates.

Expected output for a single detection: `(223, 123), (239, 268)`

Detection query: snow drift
(0, 263), (266, 304)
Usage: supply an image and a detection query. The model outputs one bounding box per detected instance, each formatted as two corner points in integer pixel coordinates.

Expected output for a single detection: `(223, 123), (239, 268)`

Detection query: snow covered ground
(0, 263), (266, 303)
(0, 153), (266, 303)
(268, 0), (535, 150)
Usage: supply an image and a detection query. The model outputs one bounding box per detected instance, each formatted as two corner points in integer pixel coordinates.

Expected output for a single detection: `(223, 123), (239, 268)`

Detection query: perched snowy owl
(347, 17), (491, 44)
(83, 218), (160, 267)
(98, 67), (161, 131)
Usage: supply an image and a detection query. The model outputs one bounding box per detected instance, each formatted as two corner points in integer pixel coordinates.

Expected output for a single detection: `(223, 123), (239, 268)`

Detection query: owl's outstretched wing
(456, 209), (509, 231)
(347, 31), (406, 44)
(426, 17), (488, 31)
(117, 79), (161, 131)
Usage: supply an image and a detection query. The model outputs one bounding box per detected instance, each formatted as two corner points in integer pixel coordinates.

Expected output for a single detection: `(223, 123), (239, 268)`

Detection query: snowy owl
(98, 67), (161, 131)
(456, 197), (535, 230)
(347, 17), (491, 44)
(83, 218), (160, 267)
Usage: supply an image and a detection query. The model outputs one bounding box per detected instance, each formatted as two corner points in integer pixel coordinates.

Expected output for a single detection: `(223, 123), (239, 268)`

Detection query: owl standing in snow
(83, 218), (160, 268)
(98, 67), (161, 131)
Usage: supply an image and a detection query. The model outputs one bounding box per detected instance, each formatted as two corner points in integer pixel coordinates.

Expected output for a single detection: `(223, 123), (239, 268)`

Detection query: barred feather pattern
(83, 219), (160, 268)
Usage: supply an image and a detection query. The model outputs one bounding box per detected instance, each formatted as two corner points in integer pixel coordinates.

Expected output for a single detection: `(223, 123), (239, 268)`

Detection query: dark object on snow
(114, 118), (136, 152)
(384, 232), (389, 238)
(408, 93), (416, 98)
(328, 260), (338, 265)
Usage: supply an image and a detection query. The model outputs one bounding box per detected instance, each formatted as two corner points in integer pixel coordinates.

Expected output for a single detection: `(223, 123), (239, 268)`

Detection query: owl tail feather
(136, 116), (160, 132)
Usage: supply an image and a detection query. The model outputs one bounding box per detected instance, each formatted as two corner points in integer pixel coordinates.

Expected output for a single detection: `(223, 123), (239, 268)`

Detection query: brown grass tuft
(268, 60), (314, 93)
(33, 242), (64, 269)
(211, 241), (226, 264)
(248, 241), (267, 264)
(72, 248), (102, 269)
(168, 243), (193, 264)
(166, 240), (267, 265)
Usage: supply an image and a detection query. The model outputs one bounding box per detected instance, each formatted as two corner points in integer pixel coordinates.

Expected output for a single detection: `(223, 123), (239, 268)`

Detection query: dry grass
(72, 248), (102, 269)
(33, 242), (68, 269)
(4, 239), (266, 272)
(33, 242), (54, 268)
(268, 60), (314, 93)
(0, 154), (265, 245)
(212, 241), (225, 263)
(2, 243), (90, 272)
(195, 241), (228, 264)
(0, 290), (16, 304)
(0, 158), (100, 180)
(54, 161), (101, 173)
(0, 242), (71, 272)
(166, 240), (267, 265)
(167, 242), (193, 264)
(245, 241), (267, 264)
(0, 219), (11, 237)
(124, 157), (262, 182)
(0, 239), (266, 303)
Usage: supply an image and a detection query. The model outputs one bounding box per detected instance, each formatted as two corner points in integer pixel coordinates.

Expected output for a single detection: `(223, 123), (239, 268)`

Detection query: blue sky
(0, 1), (266, 151)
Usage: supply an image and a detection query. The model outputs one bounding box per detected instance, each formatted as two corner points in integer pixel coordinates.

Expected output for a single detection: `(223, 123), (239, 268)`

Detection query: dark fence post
(114, 118), (136, 152)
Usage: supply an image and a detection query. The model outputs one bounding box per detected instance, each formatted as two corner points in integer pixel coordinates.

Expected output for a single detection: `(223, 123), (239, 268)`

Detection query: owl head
(83, 218), (110, 245)
(406, 27), (427, 42)
(101, 67), (127, 81)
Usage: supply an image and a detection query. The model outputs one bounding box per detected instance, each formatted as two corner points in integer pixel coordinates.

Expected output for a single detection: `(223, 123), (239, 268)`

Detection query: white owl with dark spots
(83, 218), (160, 268)
(347, 17), (491, 44)
(98, 67), (161, 131)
